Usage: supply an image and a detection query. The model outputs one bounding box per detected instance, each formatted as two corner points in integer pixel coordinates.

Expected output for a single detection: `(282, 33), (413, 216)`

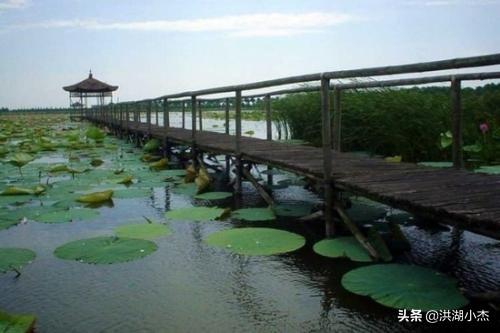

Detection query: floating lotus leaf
(0, 219), (18, 231)
(418, 161), (453, 168)
(171, 183), (197, 196)
(163, 169), (186, 178)
(232, 207), (276, 222)
(0, 310), (36, 333)
(185, 165), (196, 183)
(475, 165), (500, 174)
(348, 198), (386, 223)
(165, 207), (228, 221)
(6, 153), (34, 168)
(0, 248), (36, 273)
(54, 236), (157, 264)
(149, 158), (168, 170)
(36, 207), (99, 223)
(273, 203), (312, 217)
(1, 185), (46, 196)
(90, 158), (104, 167)
(76, 190), (113, 203)
(195, 167), (210, 194)
(205, 227), (305, 255)
(49, 164), (70, 172)
(85, 127), (106, 142)
(114, 223), (171, 240)
(113, 188), (151, 199)
(313, 237), (372, 262)
(194, 192), (232, 200)
(114, 175), (133, 185)
(341, 264), (469, 310)
(384, 155), (402, 163)
(143, 139), (160, 152)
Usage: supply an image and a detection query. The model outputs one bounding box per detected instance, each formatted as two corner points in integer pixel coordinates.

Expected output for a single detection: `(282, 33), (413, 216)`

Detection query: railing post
(147, 101), (152, 134)
(265, 94), (273, 186)
(235, 90), (243, 194)
(182, 101), (186, 129)
(225, 97), (231, 176)
(198, 100), (203, 132)
(332, 86), (342, 151)
(321, 76), (334, 237)
(126, 103), (129, 129)
(163, 98), (169, 128)
(191, 95), (198, 166)
(155, 101), (159, 126)
(451, 77), (464, 169)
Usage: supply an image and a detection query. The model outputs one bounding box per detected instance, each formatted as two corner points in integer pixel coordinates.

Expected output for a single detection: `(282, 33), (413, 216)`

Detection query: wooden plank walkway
(98, 118), (500, 240)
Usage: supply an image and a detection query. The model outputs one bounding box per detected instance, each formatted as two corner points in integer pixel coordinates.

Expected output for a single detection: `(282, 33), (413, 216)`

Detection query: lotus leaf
(418, 161), (453, 168)
(205, 227), (305, 255)
(313, 237), (372, 262)
(171, 183), (197, 196)
(232, 207), (276, 222)
(114, 223), (171, 240)
(440, 131), (452, 149)
(165, 207), (228, 221)
(54, 236), (157, 264)
(36, 207), (99, 223)
(76, 190), (113, 203)
(475, 165), (500, 174)
(1, 185), (46, 196)
(90, 158), (104, 167)
(195, 167), (210, 194)
(0, 248), (36, 273)
(185, 165), (196, 183)
(384, 155), (402, 163)
(114, 175), (133, 185)
(149, 158), (168, 170)
(143, 139), (160, 152)
(0, 310), (36, 333)
(85, 127), (106, 142)
(341, 264), (469, 310)
(194, 192), (232, 200)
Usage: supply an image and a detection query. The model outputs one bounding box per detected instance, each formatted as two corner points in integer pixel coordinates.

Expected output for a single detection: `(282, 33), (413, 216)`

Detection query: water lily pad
(54, 236), (157, 264)
(163, 169), (186, 178)
(341, 264), (469, 310)
(418, 161), (453, 168)
(143, 139), (160, 152)
(0, 219), (18, 231)
(194, 192), (232, 200)
(232, 207), (276, 222)
(313, 237), (372, 262)
(171, 183), (197, 196)
(85, 127), (106, 141)
(76, 190), (113, 203)
(475, 165), (500, 174)
(205, 227), (305, 255)
(0, 310), (36, 333)
(165, 207), (228, 221)
(36, 208), (99, 223)
(114, 223), (171, 240)
(0, 248), (36, 273)
(273, 203), (312, 217)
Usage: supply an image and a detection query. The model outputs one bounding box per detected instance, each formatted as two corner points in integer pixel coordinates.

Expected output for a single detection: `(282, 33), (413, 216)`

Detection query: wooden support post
(198, 100), (203, 131)
(242, 168), (274, 206)
(265, 94), (273, 186)
(163, 98), (169, 128)
(191, 96), (198, 167)
(334, 203), (380, 260)
(332, 86), (342, 152)
(225, 97), (230, 175)
(126, 103), (129, 130)
(182, 101), (186, 129)
(155, 101), (159, 126)
(235, 90), (243, 194)
(321, 76), (335, 237)
(451, 77), (464, 169)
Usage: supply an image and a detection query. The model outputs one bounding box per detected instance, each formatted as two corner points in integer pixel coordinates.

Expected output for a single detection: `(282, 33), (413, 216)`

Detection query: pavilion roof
(63, 71), (118, 93)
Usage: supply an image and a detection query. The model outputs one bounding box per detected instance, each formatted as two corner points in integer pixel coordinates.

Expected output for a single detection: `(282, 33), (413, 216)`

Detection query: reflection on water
(0, 122), (499, 333)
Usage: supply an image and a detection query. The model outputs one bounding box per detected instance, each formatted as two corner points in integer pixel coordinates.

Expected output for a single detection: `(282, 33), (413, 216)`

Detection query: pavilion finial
(89, 69), (93, 79)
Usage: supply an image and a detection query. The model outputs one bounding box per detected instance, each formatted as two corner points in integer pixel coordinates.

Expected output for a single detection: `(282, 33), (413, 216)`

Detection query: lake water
(0, 116), (499, 332)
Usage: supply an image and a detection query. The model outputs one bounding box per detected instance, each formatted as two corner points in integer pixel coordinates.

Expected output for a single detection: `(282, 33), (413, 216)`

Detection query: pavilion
(63, 71), (118, 119)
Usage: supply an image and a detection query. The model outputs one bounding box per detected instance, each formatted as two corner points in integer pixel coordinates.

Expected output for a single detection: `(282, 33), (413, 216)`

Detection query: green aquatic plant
(6, 153), (34, 178)
(313, 237), (372, 262)
(143, 138), (160, 152)
(0, 310), (36, 333)
(341, 264), (469, 310)
(54, 236), (157, 264)
(194, 192), (233, 200)
(232, 207), (276, 222)
(114, 222), (171, 240)
(205, 227), (305, 255)
(85, 126), (106, 142)
(165, 207), (229, 221)
(0, 248), (36, 273)
(76, 190), (113, 203)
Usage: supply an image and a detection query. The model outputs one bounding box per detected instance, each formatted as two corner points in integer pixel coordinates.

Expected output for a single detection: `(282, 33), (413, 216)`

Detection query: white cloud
(11, 12), (355, 37)
(0, 0), (28, 10)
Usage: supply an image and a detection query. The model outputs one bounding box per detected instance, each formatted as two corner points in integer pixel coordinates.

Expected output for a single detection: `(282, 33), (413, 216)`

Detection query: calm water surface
(0, 117), (499, 332)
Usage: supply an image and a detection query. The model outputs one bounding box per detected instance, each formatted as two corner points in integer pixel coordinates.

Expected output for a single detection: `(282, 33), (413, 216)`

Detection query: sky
(0, 0), (499, 109)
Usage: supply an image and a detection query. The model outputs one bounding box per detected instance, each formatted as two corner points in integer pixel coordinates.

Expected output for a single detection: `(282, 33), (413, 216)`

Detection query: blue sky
(1, 0), (499, 108)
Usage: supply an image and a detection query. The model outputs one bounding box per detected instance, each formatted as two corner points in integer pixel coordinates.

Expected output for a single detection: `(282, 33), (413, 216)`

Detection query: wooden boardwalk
(92, 118), (500, 240)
